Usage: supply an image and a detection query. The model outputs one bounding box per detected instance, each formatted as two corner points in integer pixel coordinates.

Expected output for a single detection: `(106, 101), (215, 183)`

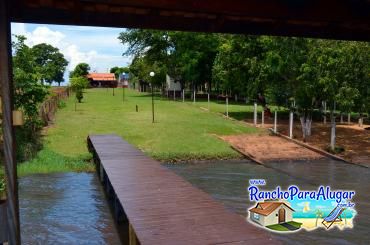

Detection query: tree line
(11, 35), (68, 161)
(119, 30), (369, 148)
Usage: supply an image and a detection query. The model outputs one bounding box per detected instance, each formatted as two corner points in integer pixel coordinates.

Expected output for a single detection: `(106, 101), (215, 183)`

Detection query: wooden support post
(193, 90), (196, 104)
(226, 97), (228, 117)
(182, 89), (185, 102)
(0, 201), (8, 243)
(129, 223), (138, 245)
(253, 103), (257, 126)
(274, 110), (277, 133)
(0, 0), (21, 243)
(289, 111), (294, 139)
(173, 88), (175, 101)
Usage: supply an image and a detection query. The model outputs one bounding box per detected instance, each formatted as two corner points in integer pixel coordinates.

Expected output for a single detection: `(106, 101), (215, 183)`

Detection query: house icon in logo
(249, 200), (295, 227)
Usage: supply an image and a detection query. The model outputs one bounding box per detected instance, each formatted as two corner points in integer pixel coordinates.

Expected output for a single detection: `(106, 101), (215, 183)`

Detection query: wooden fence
(39, 88), (70, 126)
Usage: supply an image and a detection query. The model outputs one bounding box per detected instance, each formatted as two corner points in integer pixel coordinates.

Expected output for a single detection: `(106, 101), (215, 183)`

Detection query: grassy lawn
(266, 224), (290, 231)
(188, 96), (287, 121)
(19, 88), (260, 175)
(266, 221), (302, 232)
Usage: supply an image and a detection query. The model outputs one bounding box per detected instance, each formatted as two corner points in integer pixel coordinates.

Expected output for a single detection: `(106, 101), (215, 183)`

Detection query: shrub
(57, 100), (66, 109)
(70, 76), (88, 103)
(326, 145), (345, 154)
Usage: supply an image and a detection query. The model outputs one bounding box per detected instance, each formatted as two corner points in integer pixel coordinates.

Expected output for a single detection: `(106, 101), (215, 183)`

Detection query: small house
(165, 74), (182, 97)
(87, 73), (118, 88)
(249, 201), (294, 226)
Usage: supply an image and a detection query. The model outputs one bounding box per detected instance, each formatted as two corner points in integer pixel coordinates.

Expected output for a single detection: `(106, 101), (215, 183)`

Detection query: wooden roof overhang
(8, 0), (370, 41)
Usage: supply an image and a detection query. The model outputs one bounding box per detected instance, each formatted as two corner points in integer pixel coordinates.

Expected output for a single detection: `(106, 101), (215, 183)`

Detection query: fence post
(274, 110), (277, 133)
(182, 89), (185, 102)
(226, 97), (229, 117)
(289, 111), (294, 139)
(323, 101), (327, 124)
(253, 103), (257, 126)
(261, 109), (264, 127)
(207, 93), (210, 111)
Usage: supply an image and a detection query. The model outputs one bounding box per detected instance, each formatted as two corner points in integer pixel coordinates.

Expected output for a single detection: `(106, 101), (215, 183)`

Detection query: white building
(249, 201), (294, 226)
(166, 74), (181, 92)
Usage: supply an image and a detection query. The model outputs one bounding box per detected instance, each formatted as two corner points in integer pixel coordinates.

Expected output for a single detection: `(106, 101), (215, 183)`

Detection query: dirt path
(221, 134), (324, 162)
(244, 117), (370, 166)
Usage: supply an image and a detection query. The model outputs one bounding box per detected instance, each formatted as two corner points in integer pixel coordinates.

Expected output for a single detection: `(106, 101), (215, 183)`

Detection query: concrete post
(274, 110), (277, 133)
(323, 101), (327, 124)
(261, 109), (264, 127)
(289, 111), (294, 138)
(253, 103), (257, 126)
(207, 93), (210, 111)
(226, 97), (229, 117)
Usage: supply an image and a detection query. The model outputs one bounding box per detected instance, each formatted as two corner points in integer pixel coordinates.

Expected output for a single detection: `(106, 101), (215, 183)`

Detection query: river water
(165, 159), (370, 245)
(19, 173), (121, 244)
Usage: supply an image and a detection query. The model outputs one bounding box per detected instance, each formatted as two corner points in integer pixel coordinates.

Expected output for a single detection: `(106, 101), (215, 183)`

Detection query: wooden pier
(88, 134), (278, 245)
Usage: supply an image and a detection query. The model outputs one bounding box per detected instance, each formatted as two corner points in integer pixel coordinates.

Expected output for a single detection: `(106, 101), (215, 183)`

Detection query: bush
(70, 76), (88, 103)
(326, 145), (345, 154)
(76, 90), (84, 103)
(57, 100), (66, 109)
(15, 121), (43, 162)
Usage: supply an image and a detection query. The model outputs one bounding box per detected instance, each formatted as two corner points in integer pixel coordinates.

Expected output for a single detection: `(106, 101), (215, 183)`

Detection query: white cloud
(11, 23), (130, 84)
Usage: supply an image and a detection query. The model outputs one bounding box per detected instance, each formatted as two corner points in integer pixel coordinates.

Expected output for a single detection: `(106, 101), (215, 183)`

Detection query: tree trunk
(300, 112), (312, 142)
(330, 105), (336, 151)
(347, 113), (351, 124)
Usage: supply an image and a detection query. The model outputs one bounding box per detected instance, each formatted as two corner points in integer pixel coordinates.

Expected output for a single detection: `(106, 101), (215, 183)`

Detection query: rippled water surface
(165, 159), (370, 245)
(19, 173), (121, 244)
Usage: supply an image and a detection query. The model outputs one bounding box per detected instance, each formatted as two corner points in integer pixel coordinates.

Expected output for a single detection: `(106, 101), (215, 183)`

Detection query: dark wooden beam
(9, 0), (370, 41)
(0, 0), (21, 244)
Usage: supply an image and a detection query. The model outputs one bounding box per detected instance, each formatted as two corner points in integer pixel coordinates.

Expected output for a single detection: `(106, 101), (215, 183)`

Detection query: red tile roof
(87, 73), (116, 81)
(249, 202), (294, 216)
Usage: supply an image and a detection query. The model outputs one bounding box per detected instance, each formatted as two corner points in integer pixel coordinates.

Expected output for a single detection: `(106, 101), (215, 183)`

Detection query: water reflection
(19, 173), (121, 244)
(165, 159), (370, 245)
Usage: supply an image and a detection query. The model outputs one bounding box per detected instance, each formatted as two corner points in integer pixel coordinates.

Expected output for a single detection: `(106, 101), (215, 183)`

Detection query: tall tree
(110, 66), (130, 79)
(69, 63), (91, 78)
(31, 43), (68, 86)
(12, 35), (49, 123)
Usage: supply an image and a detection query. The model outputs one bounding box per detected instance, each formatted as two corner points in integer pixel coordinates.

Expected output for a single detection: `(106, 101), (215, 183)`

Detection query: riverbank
(19, 88), (260, 175)
(245, 118), (370, 166)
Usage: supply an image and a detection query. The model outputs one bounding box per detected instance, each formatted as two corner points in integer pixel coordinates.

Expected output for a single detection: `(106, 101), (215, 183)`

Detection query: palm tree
(315, 209), (324, 227)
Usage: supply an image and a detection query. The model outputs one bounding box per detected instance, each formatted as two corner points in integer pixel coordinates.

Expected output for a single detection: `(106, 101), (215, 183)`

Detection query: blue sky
(11, 23), (132, 84)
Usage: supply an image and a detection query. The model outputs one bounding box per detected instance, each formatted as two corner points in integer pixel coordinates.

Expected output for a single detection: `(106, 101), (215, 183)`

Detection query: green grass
(266, 221), (302, 231)
(266, 224), (290, 231)
(18, 148), (94, 177)
(19, 88), (261, 175)
(288, 221), (303, 228)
